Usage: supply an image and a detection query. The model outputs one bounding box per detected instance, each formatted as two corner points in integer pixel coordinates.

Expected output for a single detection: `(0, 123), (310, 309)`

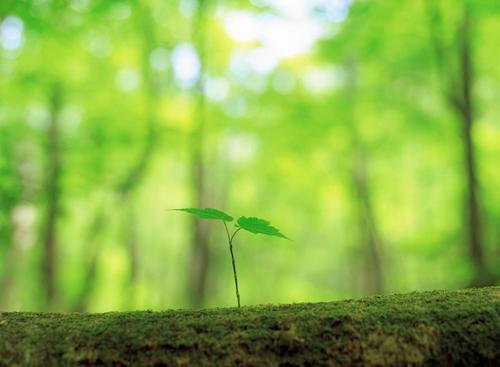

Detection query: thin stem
(230, 227), (241, 243)
(228, 241), (240, 308)
(223, 221), (231, 243)
(223, 221), (241, 308)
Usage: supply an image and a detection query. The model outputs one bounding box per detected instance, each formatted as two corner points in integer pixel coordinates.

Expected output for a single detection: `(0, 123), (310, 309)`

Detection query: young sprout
(173, 208), (289, 308)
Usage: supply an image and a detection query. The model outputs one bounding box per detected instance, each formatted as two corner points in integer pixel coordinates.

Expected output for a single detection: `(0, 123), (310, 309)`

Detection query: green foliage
(173, 208), (234, 222)
(237, 216), (289, 239)
(0, 0), (499, 313)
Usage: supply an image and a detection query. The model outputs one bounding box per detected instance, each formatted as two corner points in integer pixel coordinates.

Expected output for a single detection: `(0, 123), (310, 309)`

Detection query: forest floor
(0, 286), (499, 366)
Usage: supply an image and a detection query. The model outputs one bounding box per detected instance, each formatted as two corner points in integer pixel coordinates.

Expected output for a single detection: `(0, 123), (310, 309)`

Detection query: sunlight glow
(248, 47), (278, 75)
(0, 16), (24, 52)
(116, 68), (141, 92)
(12, 204), (37, 250)
(171, 43), (200, 89)
(272, 70), (296, 94)
(224, 133), (259, 163)
(224, 0), (351, 76)
(223, 96), (247, 118)
(302, 66), (345, 93)
(224, 12), (256, 42)
(149, 48), (170, 71)
(60, 105), (83, 133)
(26, 103), (50, 130)
(229, 48), (277, 77)
(179, 0), (198, 18)
(205, 77), (229, 101)
(313, 0), (352, 23)
(224, 12), (321, 60)
(86, 34), (111, 58)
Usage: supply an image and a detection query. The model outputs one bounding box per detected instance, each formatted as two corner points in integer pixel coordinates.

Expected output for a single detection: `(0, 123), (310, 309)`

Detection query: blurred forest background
(0, 0), (499, 312)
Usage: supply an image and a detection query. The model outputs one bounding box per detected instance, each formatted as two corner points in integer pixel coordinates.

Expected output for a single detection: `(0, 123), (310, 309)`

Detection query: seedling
(173, 208), (289, 308)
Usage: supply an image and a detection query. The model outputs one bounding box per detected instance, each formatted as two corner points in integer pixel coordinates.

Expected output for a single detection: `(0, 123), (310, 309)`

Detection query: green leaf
(172, 208), (234, 222)
(236, 216), (289, 240)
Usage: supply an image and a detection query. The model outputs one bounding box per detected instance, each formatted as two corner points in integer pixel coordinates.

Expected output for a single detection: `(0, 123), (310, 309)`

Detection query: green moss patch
(1, 287), (499, 366)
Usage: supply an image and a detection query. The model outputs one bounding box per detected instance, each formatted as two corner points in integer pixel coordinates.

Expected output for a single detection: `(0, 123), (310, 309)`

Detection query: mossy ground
(1, 287), (499, 366)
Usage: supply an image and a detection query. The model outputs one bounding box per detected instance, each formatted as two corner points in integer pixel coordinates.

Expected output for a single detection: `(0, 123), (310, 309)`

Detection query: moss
(0, 287), (499, 366)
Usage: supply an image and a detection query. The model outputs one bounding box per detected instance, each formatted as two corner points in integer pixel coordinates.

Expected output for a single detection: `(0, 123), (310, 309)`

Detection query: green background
(0, 0), (499, 312)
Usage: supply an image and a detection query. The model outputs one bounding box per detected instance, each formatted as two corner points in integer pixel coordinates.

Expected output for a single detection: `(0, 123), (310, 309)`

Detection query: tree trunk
(0, 155), (18, 310)
(42, 83), (63, 310)
(73, 206), (104, 312)
(125, 206), (139, 284)
(344, 58), (384, 294)
(426, 2), (492, 286)
(0, 230), (17, 310)
(0, 11), (22, 311)
(352, 151), (384, 295)
(455, 11), (490, 286)
(113, 2), (160, 298)
(187, 0), (212, 308)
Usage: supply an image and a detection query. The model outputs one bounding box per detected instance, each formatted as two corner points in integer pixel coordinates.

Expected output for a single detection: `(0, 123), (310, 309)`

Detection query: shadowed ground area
(0, 287), (499, 366)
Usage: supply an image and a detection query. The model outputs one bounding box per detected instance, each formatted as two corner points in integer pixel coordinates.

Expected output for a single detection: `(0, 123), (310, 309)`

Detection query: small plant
(173, 208), (289, 308)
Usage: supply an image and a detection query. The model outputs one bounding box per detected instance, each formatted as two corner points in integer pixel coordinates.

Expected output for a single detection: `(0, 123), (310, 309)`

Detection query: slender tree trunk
(73, 206), (104, 311)
(117, 1), (159, 198)
(126, 205), (139, 283)
(42, 83), (63, 310)
(187, 0), (211, 308)
(344, 58), (384, 294)
(74, 253), (98, 312)
(0, 227), (16, 310)
(426, 3), (492, 286)
(0, 208), (29, 311)
(456, 12), (489, 286)
(113, 3), (160, 297)
(351, 150), (384, 294)
(0, 153), (18, 310)
(0, 13), (18, 310)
